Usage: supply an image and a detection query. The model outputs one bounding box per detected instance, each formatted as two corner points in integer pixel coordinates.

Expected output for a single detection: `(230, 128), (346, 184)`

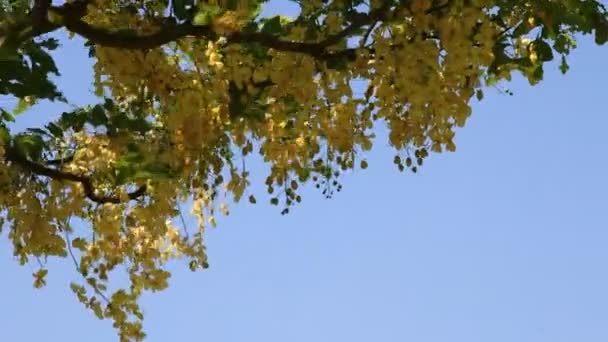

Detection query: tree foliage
(0, 0), (606, 339)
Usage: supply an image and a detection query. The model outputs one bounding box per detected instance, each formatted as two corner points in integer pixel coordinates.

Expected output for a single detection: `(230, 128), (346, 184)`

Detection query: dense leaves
(0, 0), (607, 340)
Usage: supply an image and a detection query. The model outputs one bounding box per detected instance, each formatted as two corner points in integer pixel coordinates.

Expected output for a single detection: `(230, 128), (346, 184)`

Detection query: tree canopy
(1, 0), (606, 340)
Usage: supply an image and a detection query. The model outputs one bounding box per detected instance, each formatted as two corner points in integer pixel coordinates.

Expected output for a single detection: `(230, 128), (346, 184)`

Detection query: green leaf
(124, 150), (145, 163)
(192, 2), (223, 26)
(0, 125), (11, 144)
(128, 118), (151, 134)
(26, 128), (48, 136)
(14, 134), (45, 160)
(58, 109), (88, 131)
(261, 16), (283, 34)
(260, 15), (292, 35)
(114, 168), (132, 185)
(595, 19), (608, 45)
(553, 33), (576, 54)
(223, 0), (240, 11)
(527, 65), (544, 85)
(325, 57), (349, 71)
(102, 98), (116, 111)
(305, 19), (319, 41)
(38, 38), (60, 50)
(1, 109), (15, 122)
(512, 22), (533, 37)
(47, 8), (65, 25)
(90, 104), (107, 126)
(559, 55), (570, 74)
(133, 164), (174, 181)
(535, 39), (554, 62)
(243, 43), (269, 60)
(0, 46), (21, 62)
(46, 122), (63, 137)
(172, 0), (193, 20)
(193, 11), (212, 25)
(0, 40), (63, 101)
(13, 97), (34, 116)
(245, 0), (266, 19)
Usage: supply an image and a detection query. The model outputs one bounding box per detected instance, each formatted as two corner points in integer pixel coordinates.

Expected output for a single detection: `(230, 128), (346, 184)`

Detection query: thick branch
(52, 2), (394, 56)
(64, 21), (348, 56)
(4, 146), (146, 204)
(31, 0), (51, 28)
(45, 155), (75, 165)
(3, 0), (451, 61)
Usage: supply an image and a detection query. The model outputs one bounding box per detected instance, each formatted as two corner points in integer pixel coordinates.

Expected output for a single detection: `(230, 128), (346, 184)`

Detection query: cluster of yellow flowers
(1, 0), (576, 339)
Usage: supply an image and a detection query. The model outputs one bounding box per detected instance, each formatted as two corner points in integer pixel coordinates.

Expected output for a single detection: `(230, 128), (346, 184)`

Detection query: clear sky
(2, 3), (608, 342)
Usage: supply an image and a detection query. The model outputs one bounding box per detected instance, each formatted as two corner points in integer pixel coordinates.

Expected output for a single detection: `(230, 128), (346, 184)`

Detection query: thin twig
(63, 220), (110, 304)
(176, 201), (190, 239)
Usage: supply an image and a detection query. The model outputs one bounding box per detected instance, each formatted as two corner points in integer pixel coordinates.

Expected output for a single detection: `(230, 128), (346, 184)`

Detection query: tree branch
(31, 0), (51, 28)
(3, 0), (451, 61)
(4, 146), (146, 204)
(55, 2), (394, 56)
(45, 154), (75, 165)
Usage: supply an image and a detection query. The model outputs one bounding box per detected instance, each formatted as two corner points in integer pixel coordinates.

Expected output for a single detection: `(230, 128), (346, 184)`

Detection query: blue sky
(2, 3), (608, 342)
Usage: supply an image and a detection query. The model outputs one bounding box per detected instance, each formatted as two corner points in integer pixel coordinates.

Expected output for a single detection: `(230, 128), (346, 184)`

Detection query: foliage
(0, 0), (606, 340)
